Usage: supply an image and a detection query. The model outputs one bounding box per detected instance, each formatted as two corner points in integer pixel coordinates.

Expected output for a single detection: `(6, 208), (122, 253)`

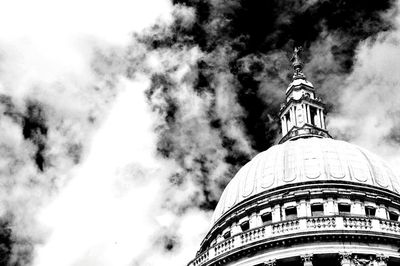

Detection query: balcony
(189, 216), (400, 266)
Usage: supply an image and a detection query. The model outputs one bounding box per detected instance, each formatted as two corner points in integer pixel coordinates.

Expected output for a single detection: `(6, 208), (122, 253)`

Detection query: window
(365, 207), (376, 217)
(389, 212), (399, 221)
(240, 221), (249, 232)
(261, 212), (272, 224)
(223, 230), (231, 239)
(338, 204), (351, 215)
(309, 106), (318, 126)
(285, 207), (297, 220)
(311, 204), (324, 217)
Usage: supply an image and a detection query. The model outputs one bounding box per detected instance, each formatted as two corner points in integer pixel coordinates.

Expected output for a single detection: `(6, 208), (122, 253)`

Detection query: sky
(0, 0), (400, 265)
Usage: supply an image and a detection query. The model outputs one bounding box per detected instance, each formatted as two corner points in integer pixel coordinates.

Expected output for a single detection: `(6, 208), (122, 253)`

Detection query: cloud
(0, 0), (399, 265)
(329, 6), (400, 172)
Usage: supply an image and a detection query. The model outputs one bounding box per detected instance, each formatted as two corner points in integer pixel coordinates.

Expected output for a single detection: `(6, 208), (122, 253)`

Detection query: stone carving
(263, 259), (276, 266)
(301, 254), (313, 266)
(339, 252), (352, 265)
(376, 254), (389, 266)
(352, 255), (374, 266)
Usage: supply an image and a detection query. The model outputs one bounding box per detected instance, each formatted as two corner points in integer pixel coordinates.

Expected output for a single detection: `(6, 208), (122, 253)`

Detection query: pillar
(306, 105), (311, 124)
(230, 222), (241, 236)
(339, 253), (352, 266)
(351, 200), (364, 216)
(301, 254), (313, 266)
(321, 111), (326, 129)
(315, 109), (321, 127)
(376, 204), (388, 219)
(249, 212), (262, 228)
(293, 106), (297, 125)
(272, 204), (281, 223)
(303, 104), (307, 125)
(282, 116), (287, 135)
(298, 199), (308, 217)
(325, 198), (335, 215)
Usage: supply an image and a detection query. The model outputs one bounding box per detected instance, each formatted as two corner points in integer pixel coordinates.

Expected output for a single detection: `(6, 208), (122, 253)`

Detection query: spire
(278, 47), (331, 144)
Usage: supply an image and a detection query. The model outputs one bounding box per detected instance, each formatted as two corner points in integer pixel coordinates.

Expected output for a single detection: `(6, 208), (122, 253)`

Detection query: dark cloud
(0, 218), (12, 265)
(134, 0), (397, 214)
(22, 102), (48, 172)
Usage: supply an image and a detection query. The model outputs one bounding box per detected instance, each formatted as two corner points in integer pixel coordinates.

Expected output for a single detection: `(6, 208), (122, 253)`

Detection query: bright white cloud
(33, 76), (169, 266)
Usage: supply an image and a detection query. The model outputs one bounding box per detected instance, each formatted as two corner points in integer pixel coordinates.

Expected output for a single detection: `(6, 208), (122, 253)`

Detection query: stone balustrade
(188, 216), (400, 266)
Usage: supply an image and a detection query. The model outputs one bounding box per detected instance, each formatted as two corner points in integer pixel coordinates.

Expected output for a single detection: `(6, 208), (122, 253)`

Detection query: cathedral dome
(190, 48), (400, 266)
(212, 137), (400, 224)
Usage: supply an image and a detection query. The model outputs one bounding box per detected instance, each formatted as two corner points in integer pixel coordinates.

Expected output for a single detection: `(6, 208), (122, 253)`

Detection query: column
(376, 204), (388, 219)
(303, 104), (307, 124)
(306, 105), (311, 124)
(263, 259), (276, 266)
(321, 111), (326, 129)
(338, 253), (352, 266)
(282, 116), (287, 135)
(290, 107), (295, 128)
(376, 254), (389, 266)
(315, 109), (321, 127)
(249, 212), (262, 228)
(231, 222), (241, 236)
(318, 109), (324, 129)
(301, 254), (313, 266)
(325, 198), (335, 215)
(298, 199), (308, 217)
(351, 200), (364, 216)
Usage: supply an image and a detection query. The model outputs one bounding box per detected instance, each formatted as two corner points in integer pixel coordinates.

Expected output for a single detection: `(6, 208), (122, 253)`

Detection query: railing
(192, 250), (209, 266)
(272, 220), (299, 234)
(343, 217), (372, 229)
(214, 237), (235, 256)
(380, 220), (400, 233)
(307, 216), (336, 229)
(188, 217), (400, 266)
(240, 227), (265, 245)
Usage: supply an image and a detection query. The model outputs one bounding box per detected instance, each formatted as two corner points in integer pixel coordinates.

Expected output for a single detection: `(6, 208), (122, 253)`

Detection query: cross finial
(290, 46), (305, 80)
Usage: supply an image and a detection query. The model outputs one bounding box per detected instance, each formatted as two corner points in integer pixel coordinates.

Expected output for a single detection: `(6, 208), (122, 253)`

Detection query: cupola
(279, 47), (331, 143)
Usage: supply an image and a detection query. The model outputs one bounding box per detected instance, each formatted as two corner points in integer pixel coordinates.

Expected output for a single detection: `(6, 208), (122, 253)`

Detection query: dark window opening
(389, 212), (399, 221)
(311, 204), (324, 217)
(223, 230), (231, 239)
(261, 212), (272, 224)
(309, 106), (318, 126)
(240, 221), (249, 232)
(365, 207), (376, 217)
(285, 207), (297, 220)
(338, 204), (351, 215)
(285, 112), (291, 126)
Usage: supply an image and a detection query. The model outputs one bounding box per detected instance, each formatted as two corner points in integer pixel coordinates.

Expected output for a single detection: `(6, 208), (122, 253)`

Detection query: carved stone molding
(339, 252), (352, 266)
(376, 254), (389, 266)
(263, 259), (276, 266)
(301, 254), (313, 266)
(352, 255), (374, 266)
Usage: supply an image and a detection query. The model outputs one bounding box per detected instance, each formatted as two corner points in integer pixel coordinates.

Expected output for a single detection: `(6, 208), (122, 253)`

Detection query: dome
(212, 137), (400, 224)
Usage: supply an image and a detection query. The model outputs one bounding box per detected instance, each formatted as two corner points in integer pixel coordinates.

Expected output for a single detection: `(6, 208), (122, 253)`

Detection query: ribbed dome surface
(212, 137), (400, 224)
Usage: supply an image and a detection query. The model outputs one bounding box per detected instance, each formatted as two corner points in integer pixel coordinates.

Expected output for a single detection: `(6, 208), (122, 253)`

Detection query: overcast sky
(0, 0), (400, 265)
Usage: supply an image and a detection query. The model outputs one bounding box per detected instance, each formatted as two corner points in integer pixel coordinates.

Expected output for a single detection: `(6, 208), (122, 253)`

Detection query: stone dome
(212, 137), (400, 224)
